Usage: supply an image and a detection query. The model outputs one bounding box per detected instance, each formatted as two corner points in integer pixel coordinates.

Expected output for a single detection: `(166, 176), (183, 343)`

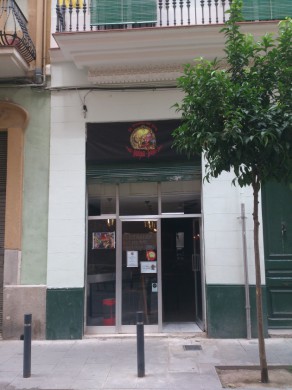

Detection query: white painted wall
(47, 91), (86, 288)
(50, 63), (89, 88)
(202, 161), (265, 286)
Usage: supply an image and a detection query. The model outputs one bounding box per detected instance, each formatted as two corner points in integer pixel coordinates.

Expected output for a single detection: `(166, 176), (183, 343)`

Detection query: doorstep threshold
(269, 329), (292, 338)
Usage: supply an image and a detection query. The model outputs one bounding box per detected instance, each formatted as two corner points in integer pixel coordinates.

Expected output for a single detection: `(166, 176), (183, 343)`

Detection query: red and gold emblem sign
(126, 122), (162, 158)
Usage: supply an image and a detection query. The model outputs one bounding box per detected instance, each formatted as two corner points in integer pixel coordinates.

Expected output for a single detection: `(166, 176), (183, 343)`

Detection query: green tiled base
(206, 285), (268, 338)
(46, 288), (84, 340)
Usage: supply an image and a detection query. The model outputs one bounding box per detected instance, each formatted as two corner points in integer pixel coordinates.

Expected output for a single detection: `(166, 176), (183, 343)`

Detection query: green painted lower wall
(206, 285), (268, 338)
(46, 288), (84, 340)
(21, 89), (50, 285)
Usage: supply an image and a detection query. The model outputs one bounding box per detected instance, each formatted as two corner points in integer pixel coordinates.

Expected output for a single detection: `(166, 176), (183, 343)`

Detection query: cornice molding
(88, 64), (184, 85)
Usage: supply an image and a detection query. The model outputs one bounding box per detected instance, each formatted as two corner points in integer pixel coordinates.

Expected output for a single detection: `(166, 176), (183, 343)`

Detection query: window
(90, 0), (157, 26)
(242, 0), (291, 21)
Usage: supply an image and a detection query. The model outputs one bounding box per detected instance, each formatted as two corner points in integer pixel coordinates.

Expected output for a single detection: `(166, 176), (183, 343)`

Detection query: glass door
(121, 220), (159, 331)
(86, 219), (116, 329)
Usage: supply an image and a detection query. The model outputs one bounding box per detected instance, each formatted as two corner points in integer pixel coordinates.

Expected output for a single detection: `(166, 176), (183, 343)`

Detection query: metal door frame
(119, 216), (160, 333)
(85, 181), (205, 334)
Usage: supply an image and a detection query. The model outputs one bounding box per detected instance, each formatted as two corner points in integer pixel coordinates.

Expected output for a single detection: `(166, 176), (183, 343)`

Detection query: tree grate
(183, 345), (202, 351)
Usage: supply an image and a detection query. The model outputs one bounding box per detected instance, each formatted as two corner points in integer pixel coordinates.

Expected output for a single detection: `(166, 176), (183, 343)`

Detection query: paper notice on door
(141, 261), (157, 274)
(127, 251), (138, 267)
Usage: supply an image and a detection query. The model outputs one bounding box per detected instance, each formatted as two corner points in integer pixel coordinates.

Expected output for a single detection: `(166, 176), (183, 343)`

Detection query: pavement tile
(0, 382), (11, 390)
(197, 373), (223, 389)
(0, 372), (20, 381)
(135, 373), (171, 389)
(166, 372), (203, 389)
(198, 363), (218, 375)
(0, 359), (23, 373)
(7, 376), (72, 390)
(142, 363), (168, 374)
(103, 371), (138, 389)
(28, 365), (56, 376)
(86, 356), (115, 364)
(0, 337), (291, 390)
(78, 364), (110, 380)
(70, 377), (105, 389)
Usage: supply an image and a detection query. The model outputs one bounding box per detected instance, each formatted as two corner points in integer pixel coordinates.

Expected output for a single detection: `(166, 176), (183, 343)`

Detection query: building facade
(0, 0), (51, 339)
(0, 0), (291, 340)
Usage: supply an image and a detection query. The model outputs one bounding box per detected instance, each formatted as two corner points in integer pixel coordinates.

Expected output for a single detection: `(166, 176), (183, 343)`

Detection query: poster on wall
(141, 261), (157, 274)
(127, 251), (138, 267)
(92, 232), (115, 249)
(86, 120), (190, 164)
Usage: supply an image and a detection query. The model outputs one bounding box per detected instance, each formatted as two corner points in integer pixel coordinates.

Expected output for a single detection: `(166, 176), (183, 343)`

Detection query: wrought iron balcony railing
(0, 0), (36, 63)
(55, 0), (291, 33)
(55, 0), (234, 33)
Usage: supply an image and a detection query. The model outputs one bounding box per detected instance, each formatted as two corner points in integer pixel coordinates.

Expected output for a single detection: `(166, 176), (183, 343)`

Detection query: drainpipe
(35, 0), (46, 84)
(241, 203), (252, 339)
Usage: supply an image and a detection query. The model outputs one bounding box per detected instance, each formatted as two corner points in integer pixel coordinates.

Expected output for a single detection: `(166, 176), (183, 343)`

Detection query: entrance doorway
(161, 218), (203, 328)
(86, 181), (204, 334)
(263, 181), (292, 328)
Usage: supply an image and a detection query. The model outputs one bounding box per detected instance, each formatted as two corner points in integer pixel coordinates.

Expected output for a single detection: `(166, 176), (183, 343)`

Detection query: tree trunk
(252, 175), (269, 383)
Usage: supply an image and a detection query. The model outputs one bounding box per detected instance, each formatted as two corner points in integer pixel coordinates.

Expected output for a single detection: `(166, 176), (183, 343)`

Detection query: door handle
(281, 222), (287, 237)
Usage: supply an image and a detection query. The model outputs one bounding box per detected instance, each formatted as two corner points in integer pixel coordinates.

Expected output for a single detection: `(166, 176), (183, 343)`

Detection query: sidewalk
(0, 335), (292, 390)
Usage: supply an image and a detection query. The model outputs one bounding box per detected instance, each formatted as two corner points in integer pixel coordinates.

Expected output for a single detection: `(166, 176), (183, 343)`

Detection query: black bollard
(23, 314), (32, 378)
(136, 311), (145, 378)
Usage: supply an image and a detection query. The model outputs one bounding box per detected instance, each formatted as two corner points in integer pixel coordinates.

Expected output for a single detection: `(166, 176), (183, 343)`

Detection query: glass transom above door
(87, 181), (201, 217)
(120, 182), (158, 215)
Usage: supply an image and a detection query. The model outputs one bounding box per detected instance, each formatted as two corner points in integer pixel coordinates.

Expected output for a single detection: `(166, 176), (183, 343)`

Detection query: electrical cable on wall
(77, 89), (92, 118)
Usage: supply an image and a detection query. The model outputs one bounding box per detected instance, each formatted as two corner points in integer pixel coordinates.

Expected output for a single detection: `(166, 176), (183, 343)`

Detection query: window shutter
(242, 0), (258, 21)
(130, 0), (157, 24)
(242, 0), (291, 21)
(90, 0), (157, 26)
(272, 0), (292, 19)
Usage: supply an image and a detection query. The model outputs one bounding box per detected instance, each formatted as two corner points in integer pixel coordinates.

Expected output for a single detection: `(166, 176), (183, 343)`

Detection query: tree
(173, 0), (292, 383)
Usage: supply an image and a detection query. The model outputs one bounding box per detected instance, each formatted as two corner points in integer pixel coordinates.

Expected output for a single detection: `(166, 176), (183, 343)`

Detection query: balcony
(0, 0), (36, 79)
(55, 0), (232, 32)
(54, 0), (291, 32)
(51, 0), (286, 88)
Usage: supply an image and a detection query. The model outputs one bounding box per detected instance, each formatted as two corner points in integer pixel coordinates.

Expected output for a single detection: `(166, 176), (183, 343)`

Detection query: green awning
(90, 0), (157, 26)
(86, 162), (201, 184)
(242, 0), (291, 21)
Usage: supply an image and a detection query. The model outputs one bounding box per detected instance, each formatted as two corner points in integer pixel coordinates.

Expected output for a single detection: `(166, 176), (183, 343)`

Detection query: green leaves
(173, 0), (292, 188)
